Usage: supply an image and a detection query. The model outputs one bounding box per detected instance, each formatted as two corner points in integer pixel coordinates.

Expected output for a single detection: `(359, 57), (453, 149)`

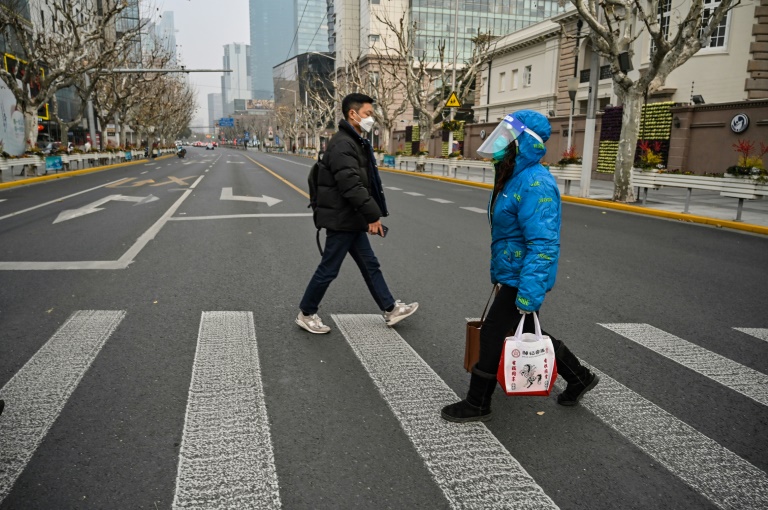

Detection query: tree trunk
(381, 125), (391, 154)
(613, 89), (642, 203)
(24, 107), (39, 150)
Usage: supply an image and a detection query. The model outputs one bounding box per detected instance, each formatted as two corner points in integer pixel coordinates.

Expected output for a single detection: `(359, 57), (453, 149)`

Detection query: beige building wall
(331, 0), (361, 72)
(360, 0), (408, 59)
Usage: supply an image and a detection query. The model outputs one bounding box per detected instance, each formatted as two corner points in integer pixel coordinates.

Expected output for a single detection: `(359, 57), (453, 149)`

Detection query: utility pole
(580, 40), (600, 198)
(447, 0), (460, 156)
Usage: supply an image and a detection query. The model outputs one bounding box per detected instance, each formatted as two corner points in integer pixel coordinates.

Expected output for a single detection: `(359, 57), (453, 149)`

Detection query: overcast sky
(154, 0), (251, 131)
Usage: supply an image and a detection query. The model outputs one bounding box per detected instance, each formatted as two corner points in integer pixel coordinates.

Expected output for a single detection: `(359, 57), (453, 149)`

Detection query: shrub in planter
(727, 140), (768, 182)
(557, 146), (581, 166)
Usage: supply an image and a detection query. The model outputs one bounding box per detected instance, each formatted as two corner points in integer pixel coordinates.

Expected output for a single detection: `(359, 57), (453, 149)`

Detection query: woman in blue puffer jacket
(442, 110), (599, 423)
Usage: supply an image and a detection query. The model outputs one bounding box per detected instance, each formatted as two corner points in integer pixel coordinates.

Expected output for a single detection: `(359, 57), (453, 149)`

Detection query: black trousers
(476, 285), (563, 374)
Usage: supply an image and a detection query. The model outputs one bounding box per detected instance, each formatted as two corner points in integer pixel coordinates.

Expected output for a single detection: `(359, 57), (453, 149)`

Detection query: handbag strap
(480, 284), (497, 323)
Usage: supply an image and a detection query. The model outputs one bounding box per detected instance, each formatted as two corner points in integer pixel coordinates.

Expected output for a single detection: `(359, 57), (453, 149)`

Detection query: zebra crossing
(1, 310), (767, 508)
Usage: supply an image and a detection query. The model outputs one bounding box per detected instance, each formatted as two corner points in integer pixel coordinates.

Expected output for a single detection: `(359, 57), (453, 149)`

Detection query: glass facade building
(410, 0), (562, 61)
(294, 0), (329, 55)
(250, 0), (295, 99)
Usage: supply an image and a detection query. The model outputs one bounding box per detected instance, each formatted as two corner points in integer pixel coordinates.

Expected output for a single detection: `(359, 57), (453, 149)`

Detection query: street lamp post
(447, 0), (460, 157)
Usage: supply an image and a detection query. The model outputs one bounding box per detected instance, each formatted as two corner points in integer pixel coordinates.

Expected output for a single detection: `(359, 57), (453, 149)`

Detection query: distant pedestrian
(84, 141), (91, 153)
(441, 110), (599, 423)
(297, 93), (418, 334)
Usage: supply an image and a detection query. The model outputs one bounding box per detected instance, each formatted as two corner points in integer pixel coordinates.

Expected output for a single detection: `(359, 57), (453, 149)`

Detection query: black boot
(555, 343), (599, 406)
(0, 399), (4, 417)
(441, 366), (497, 423)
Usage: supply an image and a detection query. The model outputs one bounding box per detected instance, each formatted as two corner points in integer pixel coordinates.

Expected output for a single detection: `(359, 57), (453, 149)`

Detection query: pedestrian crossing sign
(445, 92), (462, 108)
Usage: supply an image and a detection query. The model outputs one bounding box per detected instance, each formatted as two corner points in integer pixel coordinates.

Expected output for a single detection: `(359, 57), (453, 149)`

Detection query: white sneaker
(383, 300), (419, 327)
(296, 312), (331, 334)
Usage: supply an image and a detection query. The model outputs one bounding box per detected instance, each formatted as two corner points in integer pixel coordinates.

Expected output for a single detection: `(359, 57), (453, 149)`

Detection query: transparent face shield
(476, 114), (544, 159)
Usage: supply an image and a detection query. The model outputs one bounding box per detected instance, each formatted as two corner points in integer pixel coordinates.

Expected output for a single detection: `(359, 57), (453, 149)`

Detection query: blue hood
(511, 110), (551, 175)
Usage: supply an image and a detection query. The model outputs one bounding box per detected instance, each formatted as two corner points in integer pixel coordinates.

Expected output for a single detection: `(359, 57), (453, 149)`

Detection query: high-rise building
(155, 11), (178, 64)
(329, 0), (564, 70)
(116, 0), (142, 65)
(249, 1), (295, 99)
(208, 93), (223, 130)
(292, 0), (328, 55)
(221, 43), (252, 116)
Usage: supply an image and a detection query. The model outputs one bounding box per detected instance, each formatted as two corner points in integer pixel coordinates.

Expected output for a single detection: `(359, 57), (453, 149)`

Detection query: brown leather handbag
(464, 285), (498, 372)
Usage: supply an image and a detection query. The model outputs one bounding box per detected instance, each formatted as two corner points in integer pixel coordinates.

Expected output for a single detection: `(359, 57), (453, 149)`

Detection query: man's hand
(368, 220), (384, 236)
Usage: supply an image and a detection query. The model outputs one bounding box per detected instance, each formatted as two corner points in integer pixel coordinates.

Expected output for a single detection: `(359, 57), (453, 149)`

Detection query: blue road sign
(219, 118), (234, 127)
(244, 131), (250, 141)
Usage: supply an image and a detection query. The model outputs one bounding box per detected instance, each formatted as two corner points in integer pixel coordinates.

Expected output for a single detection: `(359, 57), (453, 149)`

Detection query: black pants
(476, 285), (563, 374)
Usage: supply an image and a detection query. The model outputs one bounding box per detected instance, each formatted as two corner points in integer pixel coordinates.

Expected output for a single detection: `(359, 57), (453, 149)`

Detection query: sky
(153, 0), (251, 131)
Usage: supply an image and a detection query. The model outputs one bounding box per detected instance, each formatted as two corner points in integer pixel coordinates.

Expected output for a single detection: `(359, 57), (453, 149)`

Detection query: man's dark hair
(342, 93), (375, 121)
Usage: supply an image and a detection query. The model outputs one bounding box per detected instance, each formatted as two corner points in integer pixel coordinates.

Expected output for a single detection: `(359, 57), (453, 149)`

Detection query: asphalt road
(1, 148), (767, 509)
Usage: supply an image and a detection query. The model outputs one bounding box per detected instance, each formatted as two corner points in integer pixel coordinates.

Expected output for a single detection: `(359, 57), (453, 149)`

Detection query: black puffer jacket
(314, 120), (387, 231)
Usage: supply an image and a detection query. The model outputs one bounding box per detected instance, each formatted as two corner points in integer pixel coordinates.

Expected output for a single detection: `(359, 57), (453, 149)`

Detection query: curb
(380, 167), (768, 236)
(0, 154), (175, 191)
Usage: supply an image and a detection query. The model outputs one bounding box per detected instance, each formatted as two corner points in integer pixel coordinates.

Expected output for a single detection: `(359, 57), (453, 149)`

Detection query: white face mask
(354, 111), (375, 133)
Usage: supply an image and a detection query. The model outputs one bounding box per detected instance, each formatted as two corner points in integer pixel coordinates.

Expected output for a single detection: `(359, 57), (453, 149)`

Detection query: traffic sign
(219, 118), (234, 127)
(445, 92), (462, 108)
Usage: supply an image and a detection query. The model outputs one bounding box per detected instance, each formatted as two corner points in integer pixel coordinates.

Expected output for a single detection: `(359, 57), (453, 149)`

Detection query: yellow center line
(244, 155), (309, 199)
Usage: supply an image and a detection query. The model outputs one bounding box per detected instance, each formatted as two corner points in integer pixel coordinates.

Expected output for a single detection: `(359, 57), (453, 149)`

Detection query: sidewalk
(383, 163), (768, 234)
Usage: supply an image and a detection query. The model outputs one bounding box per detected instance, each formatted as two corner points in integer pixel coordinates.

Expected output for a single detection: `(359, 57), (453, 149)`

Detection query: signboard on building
(0, 79), (26, 156)
(246, 99), (274, 110)
(234, 99), (247, 111)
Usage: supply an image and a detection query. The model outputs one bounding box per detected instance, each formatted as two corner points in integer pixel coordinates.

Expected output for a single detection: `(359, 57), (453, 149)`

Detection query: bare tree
(374, 12), (491, 147)
(569, 0), (736, 202)
(0, 0), (145, 152)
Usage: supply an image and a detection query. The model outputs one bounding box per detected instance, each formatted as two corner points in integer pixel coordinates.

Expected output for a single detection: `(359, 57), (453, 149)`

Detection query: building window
(523, 65), (532, 87)
(371, 0), (380, 4)
(512, 69), (519, 90)
(700, 0), (730, 48)
(498, 72), (506, 92)
(369, 34), (380, 44)
(652, 0), (671, 54)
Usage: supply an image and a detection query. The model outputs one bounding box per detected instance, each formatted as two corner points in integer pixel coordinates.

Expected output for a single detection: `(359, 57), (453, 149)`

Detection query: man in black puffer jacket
(296, 93), (418, 334)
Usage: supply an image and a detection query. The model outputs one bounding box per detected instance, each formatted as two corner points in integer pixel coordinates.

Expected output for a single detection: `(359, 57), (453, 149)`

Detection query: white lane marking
(333, 314), (558, 509)
(226, 161), (245, 164)
(0, 261), (126, 270)
(173, 312), (281, 509)
(0, 178), (129, 222)
(141, 171), (148, 175)
(265, 155), (311, 166)
(560, 361), (768, 509)
(403, 192), (424, 196)
(461, 207), (487, 214)
(429, 198), (454, 204)
(385, 187), (402, 191)
(220, 187), (281, 206)
(145, 163), (156, 166)
(53, 195), (159, 223)
(205, 169), (209, 173)
(117, 175), (205, 266)
(734, 328), (768, 342)
(0, 199), (6, 202)
(601, 323), (768, 407)
(170, 213), (312, 221)
(0, 310), (125, 502)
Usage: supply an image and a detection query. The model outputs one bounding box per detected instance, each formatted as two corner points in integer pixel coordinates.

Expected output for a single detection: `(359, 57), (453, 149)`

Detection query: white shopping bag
(497, 312), (557, 396)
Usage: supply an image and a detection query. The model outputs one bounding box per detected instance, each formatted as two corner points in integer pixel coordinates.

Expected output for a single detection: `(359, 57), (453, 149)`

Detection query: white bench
(548, 165), (582, 196)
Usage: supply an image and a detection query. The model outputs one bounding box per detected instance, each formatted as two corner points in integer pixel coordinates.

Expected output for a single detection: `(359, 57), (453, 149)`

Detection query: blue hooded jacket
(488, 110), (560, 312)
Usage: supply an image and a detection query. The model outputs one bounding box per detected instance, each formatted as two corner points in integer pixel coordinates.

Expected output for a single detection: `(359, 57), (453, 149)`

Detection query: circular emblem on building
(480, 129), (487, 140)
(511, 349), (521, 358)
(731, 114), (750, 134)
(374, 129), (380, 136)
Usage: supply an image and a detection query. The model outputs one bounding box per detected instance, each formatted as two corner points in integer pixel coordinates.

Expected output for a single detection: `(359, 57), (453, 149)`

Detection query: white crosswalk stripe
(561, 361), (768, 509)
(0, 310), (125, 503)
(461, 207), (487, 214)
(333, 314), (558, 509)
(172, 312), (281, 509)
(429, 198), (454, 204)
(600, 323), (768, 407)
(734, 328), (768, 343)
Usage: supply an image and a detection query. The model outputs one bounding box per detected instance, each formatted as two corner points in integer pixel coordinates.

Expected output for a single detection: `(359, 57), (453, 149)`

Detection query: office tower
(155, 11), (178, 64)
(221, 43), (252, 116)
(249, 1), (295, 99)
(208, 93), (223, 129)
(291, 0), (328, 55)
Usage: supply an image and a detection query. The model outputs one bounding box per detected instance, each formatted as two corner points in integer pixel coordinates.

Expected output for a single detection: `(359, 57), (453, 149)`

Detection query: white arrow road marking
(220, 187), (281, 207)
(0, 310), (125, 503)
(461, 207), (487, 214)
(173, 312), (281, 509)
(333, 314), (558, 509)
(429, 198), (454, 204)
(734, 328), (768, 343)
(53, 195), (160, 224)
(601, 323), (768, 407)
